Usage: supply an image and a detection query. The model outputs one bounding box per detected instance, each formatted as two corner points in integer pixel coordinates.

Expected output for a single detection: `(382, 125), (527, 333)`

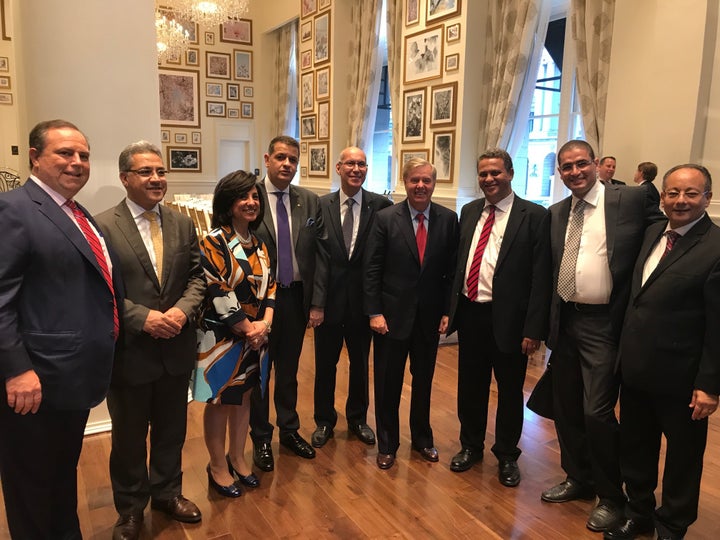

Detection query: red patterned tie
(66, 200), (119, 339)
(661, 230), (679, 259)
(466, 205), (495, 301)
(416, 213), (427, 265)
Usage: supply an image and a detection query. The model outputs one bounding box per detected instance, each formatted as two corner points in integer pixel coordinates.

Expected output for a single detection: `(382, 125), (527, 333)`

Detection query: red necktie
(416, 213), (427, 265)
(466, 205), (496, 301)
(661, 230), (679, 259)
(66, 200), (119, 339)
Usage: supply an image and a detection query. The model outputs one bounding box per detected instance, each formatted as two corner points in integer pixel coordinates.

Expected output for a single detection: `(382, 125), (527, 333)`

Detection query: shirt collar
(125, 197), (160, 219)
(573, 178), (603, 208)
(407, 201), (430, 221)
(665, 214), (706, 237)
(29, 175), (71, 207)
(340, 189), (362, 206)
(488, 191), (514, 213)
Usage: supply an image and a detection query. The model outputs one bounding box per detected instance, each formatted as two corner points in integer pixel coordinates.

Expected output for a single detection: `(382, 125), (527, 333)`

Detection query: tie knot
(666, 230), (679, 241)
(143, 211), (158, 222)
(346, 198), (355, 208)
(274, 191), (285, 201)
(486, 204), (496, 215)
(416, 213), (425, 224)
(573, 199), (586, 213)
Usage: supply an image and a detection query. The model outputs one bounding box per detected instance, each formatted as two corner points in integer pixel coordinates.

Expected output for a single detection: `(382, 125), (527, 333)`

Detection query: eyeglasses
(559, 160), (593, 173)
(126, 168), (167, 178)
(340, 160), (368, 169)
(663, 190), (708, 200)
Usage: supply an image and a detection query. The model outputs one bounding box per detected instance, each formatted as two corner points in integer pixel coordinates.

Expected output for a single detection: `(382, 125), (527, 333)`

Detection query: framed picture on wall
(0, 92), (12, 105)
(206, 51), (231, 79)
(301, 21), (312, 42)
(168, 147), (201, 172)
(192, 131), (201, 144)
(207, 101), (226, 117)
(314, 12), (331, 66)
(158, 8), (198, 43)
(0, 76), (10, 89)
(432, 131), (455, 182)
(220, 19), (252, 45)
(402, 87), (425, 143)
(317, 101), (330, 140)
(406, 0), (419, 26)
(206, 82), (223, 98)
(301, 71), (314, 113)
(205, 31), (215, 45)
(301, 50), (313, 71)
(301, 114), (317, 138)
(174, 133), (187, 143)
(445, 53), (459, 72)
(301, 0), (317, 18)
(227, 83), (239, 100)
(159, 68), (200, 128)
(427, 0), (461, 24)
(233, 49), (253, 81)
(301, 166), (308, 177)
(186, 48), (199, 66)
(430, 82), (457, 128)
(400, 149), (429, 167)
(316, 66), (330, 100)
(161, 129), (170, 143)
(404, 25), (443, 84)
(446, 23), (460, 42)
(308, 142), (329, 177)
(319, 0), (331, 10)
(0, 56), (8, 71)
(243, 86), (253, 98)
(228, 108), (240, 118)
(301, 142), (308, 153)
(241, 101), (254, 118)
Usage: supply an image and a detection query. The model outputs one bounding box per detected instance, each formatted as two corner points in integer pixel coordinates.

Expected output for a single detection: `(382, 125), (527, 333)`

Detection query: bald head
(336, 146), (368, 196)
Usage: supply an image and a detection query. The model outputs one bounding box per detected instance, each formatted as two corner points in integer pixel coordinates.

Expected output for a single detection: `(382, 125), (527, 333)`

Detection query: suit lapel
(354, 189), (373, 259)
(158, 205), (177, 288)
(289, 185), (302, 247)
(114, 201), (159, 288)
(496, 198), (526, 271)
(257, 180), (277, 250)
(604, 187), (620, 266)
(551, 197), (571, 260)
(398, 201), (420, 266)
(458, 199), (484, 273)
(327, 191), (345, 255)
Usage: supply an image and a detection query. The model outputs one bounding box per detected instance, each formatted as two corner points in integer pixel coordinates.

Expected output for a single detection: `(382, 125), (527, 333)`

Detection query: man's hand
(370, 315), (389, 335)
(690, 389), (719, 420)
(308, 307), (324, 328)
(521, 338), (541, 356)
(143, 309), (183, 339)
(164, 307), (187, 328)
(6, 370), (42, 414)
(438, 315), (449, 334)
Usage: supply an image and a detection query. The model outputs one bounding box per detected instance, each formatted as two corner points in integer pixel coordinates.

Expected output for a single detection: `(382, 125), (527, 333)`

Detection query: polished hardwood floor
(1, 333), (719, 539)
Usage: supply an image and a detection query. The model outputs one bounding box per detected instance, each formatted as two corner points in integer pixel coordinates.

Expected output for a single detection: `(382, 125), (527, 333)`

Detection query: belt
(278, 281), (302, 289)
(563, 301), (609, 313)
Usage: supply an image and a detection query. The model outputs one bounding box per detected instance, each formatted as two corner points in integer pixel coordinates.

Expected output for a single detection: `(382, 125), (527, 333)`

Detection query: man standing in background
(598, 156), (626, 185)
(633, 161), (660, 207)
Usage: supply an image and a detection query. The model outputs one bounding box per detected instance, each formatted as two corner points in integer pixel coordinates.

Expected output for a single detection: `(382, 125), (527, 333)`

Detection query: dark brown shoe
(450, 447), (482, 472)
(413, 445), (439, 462)
(376, 453), (395, 469)
(348, 423), (376, 445)
(151, 495), (201, 523)
(112, 514), (142, 540)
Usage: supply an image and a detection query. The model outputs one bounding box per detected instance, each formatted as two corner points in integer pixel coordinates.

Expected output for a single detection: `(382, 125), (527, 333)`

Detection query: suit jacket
(255, 178), (327, 314)
(314, 188), (392, 324)
(0, 180), (117, 409)
(95, 200), (205, 385)
(640, 180), (660, 207)
(447, 195), (551, 353)
(364, 200), (459, 341)
(547, 183), (664, 349)
(619, 215), (720, 396)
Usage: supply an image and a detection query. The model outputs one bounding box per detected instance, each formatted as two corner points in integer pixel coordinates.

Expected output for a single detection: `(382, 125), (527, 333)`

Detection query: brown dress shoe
(376, 453), (395, 469)
(112, 514), (143, 540)
(413, 446), (439, 462)
(151, 495), (202, 523)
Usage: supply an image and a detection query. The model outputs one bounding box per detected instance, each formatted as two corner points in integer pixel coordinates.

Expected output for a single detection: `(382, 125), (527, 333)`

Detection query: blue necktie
(274, 192), (293, 285)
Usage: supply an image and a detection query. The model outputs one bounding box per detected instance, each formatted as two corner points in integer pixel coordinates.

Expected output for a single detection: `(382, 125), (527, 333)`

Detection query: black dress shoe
(151, 495), (202, 523)
(280, 432), (316, 459)
(498, 459), (521, 487)
(226, 455), (260, 488)
(541, 479), (595, 503)
(311, 425), (334, 448)
(587, 500), (622, 532)
(207, 465), (242, 498)
(450, 447), (482, 472)
(376, 453), (395, 469)
(253, 441), (274, 471)
(413, 445), (439, 462)
(112, 514), (142, 540)
(348, 423), (376, 445)
(603, 517), (654, 540)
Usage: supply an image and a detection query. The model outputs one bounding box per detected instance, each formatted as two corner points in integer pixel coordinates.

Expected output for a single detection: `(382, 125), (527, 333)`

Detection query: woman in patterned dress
(195, 170), (275, 497)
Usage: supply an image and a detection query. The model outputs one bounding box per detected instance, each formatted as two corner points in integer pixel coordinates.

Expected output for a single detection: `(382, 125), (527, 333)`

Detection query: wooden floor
(2, 331), (720, 539)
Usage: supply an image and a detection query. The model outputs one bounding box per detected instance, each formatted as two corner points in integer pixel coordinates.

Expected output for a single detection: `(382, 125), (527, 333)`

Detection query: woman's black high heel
(207, 464), (242, 497)
(226, 454), (260, 488)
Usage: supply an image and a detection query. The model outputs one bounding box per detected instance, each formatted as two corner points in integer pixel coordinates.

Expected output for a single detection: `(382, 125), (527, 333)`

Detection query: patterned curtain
(570, 0), (616, 153)
(346, 0), (383, 148)
(478, 0), (546, 152)
(386, 0), (404, 175)
(271, 20), (298, 138)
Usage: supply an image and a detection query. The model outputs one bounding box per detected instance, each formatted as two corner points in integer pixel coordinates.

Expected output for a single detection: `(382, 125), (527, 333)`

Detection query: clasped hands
(143, 307), (187, 339)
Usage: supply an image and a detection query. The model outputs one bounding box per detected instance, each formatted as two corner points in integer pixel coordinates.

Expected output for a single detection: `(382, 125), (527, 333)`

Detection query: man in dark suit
(311, 146), (392, 448)
(365, 158), (458, 470)
(95, 141), (205, 540)
(542, 140), (663, 532)
(0, 119), (118, 539)
(446, 149), (551, 487)
(604, 165), (720, 540)
(633, 161), (660, 207)
(598, 156), (626, 185)
(249, 135), (327, 470)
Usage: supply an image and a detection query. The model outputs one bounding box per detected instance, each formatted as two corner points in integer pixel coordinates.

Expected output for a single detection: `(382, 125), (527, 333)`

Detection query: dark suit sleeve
(695, 260), (720, 395)
(172, 217), (206, 322)
(363, 211), (387, 316)
(441, 214), (460, 316)
(523, 209), (552, 340)
(311, 195), (329, 308)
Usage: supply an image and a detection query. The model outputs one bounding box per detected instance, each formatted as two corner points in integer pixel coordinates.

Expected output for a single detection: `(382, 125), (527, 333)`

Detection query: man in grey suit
(95, 141), (205, 540)
(447, 149), (551, 487)
(0, 119), (118, 539)
(605, 165), (720, 540)
(249, 135), (327, 470)
(311, 146), (392, 448)
(541, 140), (663, 533)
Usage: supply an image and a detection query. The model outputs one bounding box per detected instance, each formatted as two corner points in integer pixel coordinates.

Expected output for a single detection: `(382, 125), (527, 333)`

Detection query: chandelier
(156, 9), (190, 62)
(178, 0), (250, 28)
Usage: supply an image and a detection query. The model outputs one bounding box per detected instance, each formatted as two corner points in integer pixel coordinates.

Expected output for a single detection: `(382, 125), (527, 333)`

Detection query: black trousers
(620, 386), (707, 538)
(313, 311), (371, 429)
(456, 297), (527, 461)
(373, 322), (439, 455)
(107, 371), (191, 515)
(0, 388), (89, 540)
(551, 303), (624, 503)
(250, 284), (306, 441)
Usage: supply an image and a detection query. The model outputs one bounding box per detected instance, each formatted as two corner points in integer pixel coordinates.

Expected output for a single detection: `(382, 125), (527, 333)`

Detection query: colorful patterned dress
(194, 225), (276, 404)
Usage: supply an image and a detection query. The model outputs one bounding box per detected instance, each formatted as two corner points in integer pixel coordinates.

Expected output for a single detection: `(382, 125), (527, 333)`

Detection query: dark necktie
(661, 230), (680, 259)
(342, 198), (355, 257)
(466, 205), (495, 300)
(66, 200), (119, 339)
(274, 192), (293, 285)
(416, 213), (427, 265)
(557, 199), (586, 301)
